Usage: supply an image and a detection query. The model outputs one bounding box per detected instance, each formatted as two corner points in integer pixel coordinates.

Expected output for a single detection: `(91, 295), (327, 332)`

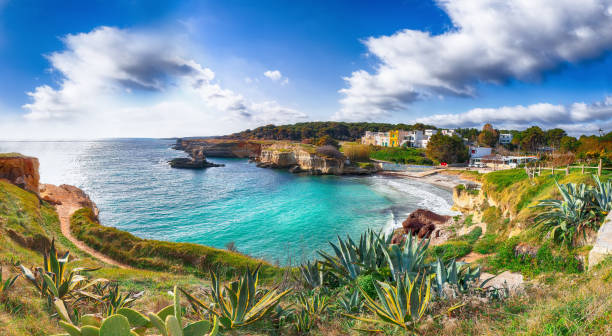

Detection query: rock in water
(168, 158), (225, 169)
(402, 209), (450, 237)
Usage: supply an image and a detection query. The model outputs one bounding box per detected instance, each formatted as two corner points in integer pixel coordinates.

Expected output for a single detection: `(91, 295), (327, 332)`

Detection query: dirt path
(42, 184), (132, 269)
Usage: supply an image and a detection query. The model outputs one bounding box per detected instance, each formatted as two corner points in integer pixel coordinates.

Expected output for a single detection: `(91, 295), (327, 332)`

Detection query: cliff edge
(0, 153), (40, 194)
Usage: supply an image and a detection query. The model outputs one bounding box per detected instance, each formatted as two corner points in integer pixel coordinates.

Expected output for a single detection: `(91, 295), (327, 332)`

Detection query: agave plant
(101, 284), (143, 317)
(297, 292), (329, 316)
(347, 274), (434, 332)
(593, 174), (612, 213)
(180, 264), (290, 330)
(318, 235), (363, 282)
(382, 234), (429, 281)
(0, 266), (20, 295)
(299, 260), (323, 289)
(54, 286), (219, 336)
(430, 258), (480, 297)
(19, 239), (103, 304)
(336, 289), (362, 314)
(317, 230), (389, 283)
(294, 308), (314, 334)
(534, 181), (598, 246)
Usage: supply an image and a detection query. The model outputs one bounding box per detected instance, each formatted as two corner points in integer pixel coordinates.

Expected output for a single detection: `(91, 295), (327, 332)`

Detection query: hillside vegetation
(1, 167), (612, 335)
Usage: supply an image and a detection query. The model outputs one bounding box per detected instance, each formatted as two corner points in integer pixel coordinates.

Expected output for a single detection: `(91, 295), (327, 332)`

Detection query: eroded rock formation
(0, 153), (40, 194)
(402, 209), (450, 238)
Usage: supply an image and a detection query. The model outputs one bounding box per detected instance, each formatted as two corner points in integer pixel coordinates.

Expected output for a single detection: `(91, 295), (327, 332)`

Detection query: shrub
(483, 206), (505, 233)
(316, 135), (338, 148)
(431, 241), (472, 261)
(315, 145), (345, 160)
(473, 234), (498, 254)
(370, 147), (433, 165)
(341, 143), (371, 162)
(356, 273), (383, 299)
(459, 226), (482, 244)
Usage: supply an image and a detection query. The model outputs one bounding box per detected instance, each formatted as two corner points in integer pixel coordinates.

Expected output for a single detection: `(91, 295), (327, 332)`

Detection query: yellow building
(389, 130), (399, 147)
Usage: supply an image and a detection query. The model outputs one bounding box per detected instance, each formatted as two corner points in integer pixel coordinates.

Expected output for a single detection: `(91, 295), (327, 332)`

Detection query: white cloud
(263, 69), (289, 85)
(8, 26), (306, 139)
(264, 70), (282, 81)
(416, 96), (612, 134)
(336, 0), (612, 120)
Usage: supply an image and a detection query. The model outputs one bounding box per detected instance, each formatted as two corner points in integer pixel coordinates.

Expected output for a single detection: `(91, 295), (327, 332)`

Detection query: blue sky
(1, 0), (612, 139)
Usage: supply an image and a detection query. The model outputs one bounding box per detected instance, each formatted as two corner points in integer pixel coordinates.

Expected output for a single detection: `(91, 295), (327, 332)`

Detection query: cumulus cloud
(263, 70), (289, 85)
(336, 0), (612, 120)
(12, 27), (306, 139)
(416, 96), (612, 134)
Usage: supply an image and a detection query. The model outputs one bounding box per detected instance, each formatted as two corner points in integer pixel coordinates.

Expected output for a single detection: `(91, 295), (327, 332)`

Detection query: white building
(441, 129), (456, 136)
(499, 133), (513, 144)
(468, 146), (492, 165)
(424, 129), (438, 137)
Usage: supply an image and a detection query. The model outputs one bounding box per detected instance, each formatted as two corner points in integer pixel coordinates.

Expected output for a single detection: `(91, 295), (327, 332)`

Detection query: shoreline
(377, 169), (472, 191)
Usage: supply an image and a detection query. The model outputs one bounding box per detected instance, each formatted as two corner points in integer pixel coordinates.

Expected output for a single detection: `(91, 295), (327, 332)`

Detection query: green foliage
(430, 258), (481, 297)
(356, 274), (379, 299)
(593, 174), (612, 213)
(54, 287), (220, 336)
(484, 169), (529, 191)
(298, 261), (323, 289)
(317, 230), (390, 283)
(520, 126), (546, 152)
(478, 124), (498, 147)
(341, 143), (371, 162)
(349, 275), (434, 332)
(431, 241), (472, 261)
(180, 265), (290, 330)
(464, 214), (474, 227)
(482, 206), (505, 233)
(336, 289), (362, 314)
(534, 181), (600, 246)
(369, 147), (433, 165)
(460, 226), (482, 244)
(382, 234), (429, 281)
(230, 121), (437, 142)
(19, 239), (102, 305)
(70, 208), (279, 279)
(488, 238), (582, 277)
(425, 133), (469, 164)
(473, 234), (498, 254)
(100, 283), (141, 317)
(0, 266), (19, 294)
(315, 135), (339, 147)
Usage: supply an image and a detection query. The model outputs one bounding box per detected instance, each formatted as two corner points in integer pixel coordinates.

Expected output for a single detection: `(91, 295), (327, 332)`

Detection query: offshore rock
(169, 158), (224, 169)
(402, 209), (450, 237)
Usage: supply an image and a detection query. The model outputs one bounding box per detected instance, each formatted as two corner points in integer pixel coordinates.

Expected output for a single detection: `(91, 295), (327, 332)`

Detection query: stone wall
(589, 212), (612, 268)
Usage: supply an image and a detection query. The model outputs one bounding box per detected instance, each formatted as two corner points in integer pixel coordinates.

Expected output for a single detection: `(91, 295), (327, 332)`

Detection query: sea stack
(169, 146), (225, 169)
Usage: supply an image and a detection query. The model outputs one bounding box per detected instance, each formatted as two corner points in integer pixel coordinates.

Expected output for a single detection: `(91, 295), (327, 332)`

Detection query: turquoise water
(0, 139), (457, 263)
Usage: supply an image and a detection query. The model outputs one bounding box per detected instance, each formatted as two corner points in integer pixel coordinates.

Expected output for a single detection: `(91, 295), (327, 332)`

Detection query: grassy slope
(0, 180), (279, 335)
(370, 146), (433, 165)
(70, 208), (279, 279)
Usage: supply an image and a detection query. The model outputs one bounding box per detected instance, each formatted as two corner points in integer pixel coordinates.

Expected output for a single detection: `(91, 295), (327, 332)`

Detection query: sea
(0, 139), (457, 264)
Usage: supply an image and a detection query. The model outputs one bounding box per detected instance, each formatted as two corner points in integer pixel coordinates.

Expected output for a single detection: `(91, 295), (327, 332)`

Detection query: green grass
(430, 240), (472, 261)
(484, 169), (529, 191)
(370, 147), (433, 165)
(473, 234), (498, 254)
(70, 208), (281, 280)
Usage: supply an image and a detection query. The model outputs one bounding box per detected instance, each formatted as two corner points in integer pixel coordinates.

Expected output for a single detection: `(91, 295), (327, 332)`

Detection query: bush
(473, 234), (498, 254)
(482, 206), (505, 233)
(341, 143), (371, 162)
(316, 135), (339, 147)
(460, 226), (482, 244)
(316, 145), (345, 160)
(431, 241), (472, 261)
(488, 238), (582, 277)
(356, 273), (384, 299)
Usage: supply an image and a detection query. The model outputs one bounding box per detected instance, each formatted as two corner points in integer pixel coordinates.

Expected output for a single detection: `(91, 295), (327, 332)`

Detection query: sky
(1, 0), (612, 139)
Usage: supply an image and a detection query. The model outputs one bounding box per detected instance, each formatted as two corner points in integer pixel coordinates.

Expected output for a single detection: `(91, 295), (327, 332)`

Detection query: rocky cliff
(174, 139), (262, 158)
(257, 143), (344, 175)
(0, 153), (40, 194)
(256, 143), (377, 175)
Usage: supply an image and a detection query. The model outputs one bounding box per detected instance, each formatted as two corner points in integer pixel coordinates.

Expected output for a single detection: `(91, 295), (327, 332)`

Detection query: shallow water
(0, 139), (457, 264)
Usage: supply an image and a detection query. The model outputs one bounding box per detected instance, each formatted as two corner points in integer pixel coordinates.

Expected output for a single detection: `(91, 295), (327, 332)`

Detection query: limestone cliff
(0, 153), (40, 194)
(257, 143), (345, 175)
(174, 139), (262, 158)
